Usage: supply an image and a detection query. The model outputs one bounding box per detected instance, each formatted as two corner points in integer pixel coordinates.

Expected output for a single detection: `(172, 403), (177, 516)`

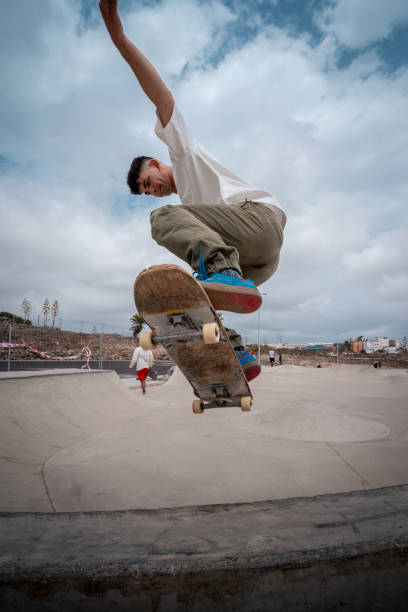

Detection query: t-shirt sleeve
(130, 347), (139, 368)
(154, 105), (196, 159)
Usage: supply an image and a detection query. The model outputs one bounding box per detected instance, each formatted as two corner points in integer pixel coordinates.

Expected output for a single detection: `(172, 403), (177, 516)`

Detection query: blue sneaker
(199, 272), (262, 313)
(235, 348), (261, 381)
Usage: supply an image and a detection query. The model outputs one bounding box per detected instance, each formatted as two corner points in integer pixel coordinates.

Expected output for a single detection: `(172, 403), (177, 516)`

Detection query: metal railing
(0, 322), (167, 374)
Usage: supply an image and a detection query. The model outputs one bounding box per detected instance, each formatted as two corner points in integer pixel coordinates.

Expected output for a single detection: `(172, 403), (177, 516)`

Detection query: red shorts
(136, 368), (149, 382)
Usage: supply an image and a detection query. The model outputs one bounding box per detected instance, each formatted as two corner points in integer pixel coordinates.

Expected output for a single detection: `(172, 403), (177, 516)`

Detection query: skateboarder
(100, 0), (286, 382)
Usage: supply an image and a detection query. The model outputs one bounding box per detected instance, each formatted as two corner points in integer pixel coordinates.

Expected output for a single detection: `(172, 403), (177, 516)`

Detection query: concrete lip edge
(1, 483), (408, 580)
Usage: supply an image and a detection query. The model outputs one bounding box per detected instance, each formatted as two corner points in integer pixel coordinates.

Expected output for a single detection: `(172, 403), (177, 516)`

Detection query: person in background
(130, 339), (154, 394)
(269, 348), (275, 367)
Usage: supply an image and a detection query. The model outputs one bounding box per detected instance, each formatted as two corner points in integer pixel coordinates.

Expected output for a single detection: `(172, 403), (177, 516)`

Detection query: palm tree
(130, 313), (144, 337)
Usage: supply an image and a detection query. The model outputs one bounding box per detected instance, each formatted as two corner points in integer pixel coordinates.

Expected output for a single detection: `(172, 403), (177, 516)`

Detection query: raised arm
(99, 0), (174, 127)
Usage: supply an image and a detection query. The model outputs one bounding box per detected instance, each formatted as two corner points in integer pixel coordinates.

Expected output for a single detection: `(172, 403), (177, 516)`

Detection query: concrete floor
(1, 365), (408, 610)
(0, 365), (407, 512)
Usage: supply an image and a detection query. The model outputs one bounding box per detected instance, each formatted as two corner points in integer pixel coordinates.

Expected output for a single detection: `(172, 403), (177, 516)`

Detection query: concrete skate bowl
(1, 368), (408, 610)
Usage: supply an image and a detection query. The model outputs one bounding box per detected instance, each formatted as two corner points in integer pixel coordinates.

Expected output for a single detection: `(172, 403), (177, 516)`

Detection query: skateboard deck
(134, 264), (253, 413)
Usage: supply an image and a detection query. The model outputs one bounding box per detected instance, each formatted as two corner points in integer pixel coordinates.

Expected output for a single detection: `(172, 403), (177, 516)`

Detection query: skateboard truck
(212, 385), (229, 407)
(153, 329), (203, 343)
(211, 385), (252, 409)
(193, 390), (253, 412)
(139, 319), (219, 349)
(167, 312), (192, 327)
(157, 312), (203, 342)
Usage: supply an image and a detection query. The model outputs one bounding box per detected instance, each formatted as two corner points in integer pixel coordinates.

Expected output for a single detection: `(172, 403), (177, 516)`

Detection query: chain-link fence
(248, 346), (408, 369)
(0, 321), (139, 374)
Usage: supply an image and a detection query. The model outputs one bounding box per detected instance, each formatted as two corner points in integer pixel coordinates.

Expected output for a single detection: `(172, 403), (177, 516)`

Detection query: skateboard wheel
(241, 396), (252, 412)
(139, 331), (155, 350)
(192, 399), (204, 414)
(202, 322), (220, 344)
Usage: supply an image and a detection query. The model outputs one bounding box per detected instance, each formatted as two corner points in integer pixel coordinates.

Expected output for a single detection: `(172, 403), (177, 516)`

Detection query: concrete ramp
(1, 365), (408, 512)
(1, 366), (408, 610)
(0, 370), (145, 512)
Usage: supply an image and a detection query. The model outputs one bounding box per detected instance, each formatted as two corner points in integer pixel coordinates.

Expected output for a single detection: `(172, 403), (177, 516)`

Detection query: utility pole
(7, 323), (12, 372)
(257, 293), (268, 363)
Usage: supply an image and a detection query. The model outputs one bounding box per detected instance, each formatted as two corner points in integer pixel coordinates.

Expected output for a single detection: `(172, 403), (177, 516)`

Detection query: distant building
(377, 338), (390, 349)
(370, 338), (400, 351)
(270, 342), (334, 350)
(350, 338), (363, 353)
(389, 339), (400, 349)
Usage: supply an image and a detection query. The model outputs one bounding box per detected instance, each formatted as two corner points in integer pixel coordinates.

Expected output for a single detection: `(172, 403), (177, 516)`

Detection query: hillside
(0, 323), (170, 362)
(1, 322), (407, 368)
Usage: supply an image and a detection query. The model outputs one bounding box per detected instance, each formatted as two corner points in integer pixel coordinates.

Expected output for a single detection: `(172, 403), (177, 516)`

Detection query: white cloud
(126, 0), (235, 74)
(298, 295), (332, 313)
(376, 275), (408, 302)
(316, 0), (408, 49)
(343, 230), (408, 279)
(0, 0), (407, 342)
(0, 175), (176, 329)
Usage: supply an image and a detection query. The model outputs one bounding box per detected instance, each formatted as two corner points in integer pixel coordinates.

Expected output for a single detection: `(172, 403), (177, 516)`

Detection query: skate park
(1, 364), (408, 610)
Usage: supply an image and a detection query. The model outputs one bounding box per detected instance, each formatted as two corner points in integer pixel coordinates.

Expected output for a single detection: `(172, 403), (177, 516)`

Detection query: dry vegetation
(250, 344), (408, 369)
(1, 319), (406, 368)
(0, 323), (170, 362)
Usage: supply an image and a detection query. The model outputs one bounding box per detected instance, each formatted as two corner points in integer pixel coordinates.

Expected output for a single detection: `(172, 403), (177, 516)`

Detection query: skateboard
(134, 264), (253, 414)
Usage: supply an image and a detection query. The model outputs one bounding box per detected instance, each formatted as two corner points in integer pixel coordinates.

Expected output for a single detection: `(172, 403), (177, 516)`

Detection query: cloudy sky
(1, 0), (407, 344)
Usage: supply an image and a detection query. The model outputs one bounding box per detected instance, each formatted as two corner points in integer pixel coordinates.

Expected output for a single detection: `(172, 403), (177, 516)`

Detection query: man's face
(137, 159), (173, 197)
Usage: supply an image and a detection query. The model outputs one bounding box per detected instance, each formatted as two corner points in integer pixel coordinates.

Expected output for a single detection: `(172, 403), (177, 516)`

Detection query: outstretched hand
(99, 0), (123, 41)
(99, 0), (118, 19)
(98, 0), (174, 126)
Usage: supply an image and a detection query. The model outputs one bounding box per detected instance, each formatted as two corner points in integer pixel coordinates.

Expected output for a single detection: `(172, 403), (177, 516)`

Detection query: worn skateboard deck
(134, 264), (253, 413)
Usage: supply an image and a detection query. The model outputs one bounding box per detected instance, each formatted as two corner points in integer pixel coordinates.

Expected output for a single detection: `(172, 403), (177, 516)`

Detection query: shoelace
(193, 247), (209, 281)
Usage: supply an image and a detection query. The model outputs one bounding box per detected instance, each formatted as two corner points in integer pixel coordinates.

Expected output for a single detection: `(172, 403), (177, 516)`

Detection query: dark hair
(127, 156), (153, 195)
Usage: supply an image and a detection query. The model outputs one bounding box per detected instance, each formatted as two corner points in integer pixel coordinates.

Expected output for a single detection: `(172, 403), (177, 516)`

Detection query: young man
(130, 340), (154, 394)
(100, 0), (286, 382)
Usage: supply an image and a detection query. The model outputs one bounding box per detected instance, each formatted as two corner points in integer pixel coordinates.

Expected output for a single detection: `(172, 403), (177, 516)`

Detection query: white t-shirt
(154, 105), (285, 222)
(130, 346), (153, 371)
(269, 349), (275, 358)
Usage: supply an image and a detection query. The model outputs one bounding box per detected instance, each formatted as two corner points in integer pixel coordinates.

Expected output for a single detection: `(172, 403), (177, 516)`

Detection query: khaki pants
(150, 201), (285, 348)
